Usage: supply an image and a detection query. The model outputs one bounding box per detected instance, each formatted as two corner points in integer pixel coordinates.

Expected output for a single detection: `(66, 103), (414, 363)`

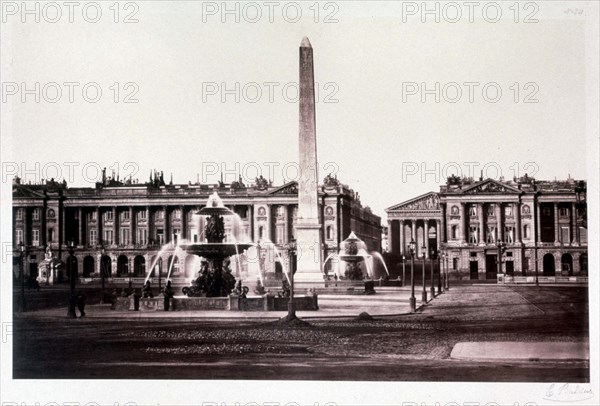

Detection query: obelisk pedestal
(294, 37), (323, 283)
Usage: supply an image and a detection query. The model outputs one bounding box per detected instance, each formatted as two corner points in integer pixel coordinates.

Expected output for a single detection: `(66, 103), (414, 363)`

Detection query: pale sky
(1, 1), (599, 404)
(2, 1), (592, 219)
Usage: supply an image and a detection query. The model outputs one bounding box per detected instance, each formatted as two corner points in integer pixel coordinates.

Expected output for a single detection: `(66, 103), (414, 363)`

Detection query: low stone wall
(112, 294), (319, 312)
(500, 275), (588, 284)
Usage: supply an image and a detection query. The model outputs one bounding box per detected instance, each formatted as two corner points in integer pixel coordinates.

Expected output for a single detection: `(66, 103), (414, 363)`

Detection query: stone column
(424, 219), (430, 258)
(411, 219), (417, 246)
(179, 206), (187, 239)
(163, 206), (169, 243)
(266, 204), (272, 242)
(112, 207), (118, 245)
(129, 207), (135, 245)
(96, 207), (102, 246)
(554, 203), (559, 243)
(399, 220), (405, 256)
(78, 208), (83, 246)
(477, 203), (484, 244)
(459, 203), (467, 242)
(536, 202), (541, 243)
(282, 205), (289, 243)
(495, 203), (503, 242)
(146, 206), (151, 245)
(436, 220), (441, 250)
(515, 203), (522, 244)
(441, 204), (447, 243)
(387, 220), (394, 254)
(571, 203), (579, 245)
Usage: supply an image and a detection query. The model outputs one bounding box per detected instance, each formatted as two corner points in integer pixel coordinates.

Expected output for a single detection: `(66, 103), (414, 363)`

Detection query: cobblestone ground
(13, 285), (589, 381)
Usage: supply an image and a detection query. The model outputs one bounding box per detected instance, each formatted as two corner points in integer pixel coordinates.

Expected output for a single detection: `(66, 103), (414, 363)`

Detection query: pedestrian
(76, 291), (87, 318)
(163, 280), (174, 311)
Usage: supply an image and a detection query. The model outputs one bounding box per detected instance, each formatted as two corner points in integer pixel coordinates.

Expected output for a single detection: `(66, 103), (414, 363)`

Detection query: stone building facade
(12, 174), (381, 281)
(386, 176), (587, 280)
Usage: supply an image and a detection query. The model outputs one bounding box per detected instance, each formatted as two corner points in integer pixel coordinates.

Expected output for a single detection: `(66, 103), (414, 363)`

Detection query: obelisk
(295, 37), (323, 282)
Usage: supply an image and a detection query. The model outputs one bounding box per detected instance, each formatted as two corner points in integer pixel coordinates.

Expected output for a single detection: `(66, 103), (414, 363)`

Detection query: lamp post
(100, 246), (106, 304)
(436, 249), (442, 294)
(401, 255), (406, 287)
(430, 248), (436, 299)
(421, 245), (427, 303)
(286, 239), (297, 320)
(497, 240), (506, 281)
(67, 240), (76, 318)
(445, 253), (450, 290)
(409, 239), (416, 312)
(19, 241), (26, 312)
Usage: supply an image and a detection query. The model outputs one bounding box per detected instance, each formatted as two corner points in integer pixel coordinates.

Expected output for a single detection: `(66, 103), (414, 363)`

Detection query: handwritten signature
(544, 383), (594, 403)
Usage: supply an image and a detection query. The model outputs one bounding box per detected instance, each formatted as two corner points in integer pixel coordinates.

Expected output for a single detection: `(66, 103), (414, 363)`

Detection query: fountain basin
(114, 294), (318, 312)
(180, 243), (253, 258)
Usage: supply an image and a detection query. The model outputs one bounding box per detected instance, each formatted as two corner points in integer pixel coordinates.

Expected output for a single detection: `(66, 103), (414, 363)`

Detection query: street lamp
(409, 239), (416, 312)
(430, 248), (436, 299)
(421, 245), (427, 303)
(67, 240), (76, 318)
(19, 241), (26, 312)
(100, 246), (106, 304)
(401, 255), (406, 287)
(286, 239), (297, 320)
(496, 240), (506, 281)
(445, 252), (450, 290)
(436, 250), (442, 294)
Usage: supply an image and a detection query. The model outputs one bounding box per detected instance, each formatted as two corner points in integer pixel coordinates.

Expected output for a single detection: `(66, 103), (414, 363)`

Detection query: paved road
(12, 285), (589, 382)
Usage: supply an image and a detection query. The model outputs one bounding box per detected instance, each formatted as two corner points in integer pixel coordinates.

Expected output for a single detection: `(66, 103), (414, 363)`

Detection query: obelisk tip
(300, 37), (312, 48)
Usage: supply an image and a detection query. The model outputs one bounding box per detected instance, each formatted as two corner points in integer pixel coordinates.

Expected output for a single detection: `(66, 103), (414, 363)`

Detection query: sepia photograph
(1, 1), (598, 405)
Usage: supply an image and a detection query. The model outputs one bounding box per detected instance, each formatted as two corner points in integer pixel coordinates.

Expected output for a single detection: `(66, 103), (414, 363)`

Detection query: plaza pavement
(16, 284), (589, 363)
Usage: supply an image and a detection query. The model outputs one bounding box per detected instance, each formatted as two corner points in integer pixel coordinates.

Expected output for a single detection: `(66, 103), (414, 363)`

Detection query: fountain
(179, 192), (253, 297)
(114, 191), (319, 312)
(339, 232), (368, 280)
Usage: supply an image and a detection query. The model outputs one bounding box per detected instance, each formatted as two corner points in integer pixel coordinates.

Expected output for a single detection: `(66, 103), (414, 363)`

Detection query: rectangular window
(487, 205), (494, 217)
(137, 229), (147, 245)
(173, 210), (180, 219)
(157, 210), (164, 220)
(121, 229), (130, 245)
(504, 226), (514, 244)
(90, 229), (97, 246)
(560, 226), (569, 243)
(468, 226), (478, 244)
(486, 226), (496, 243)
(451, 225), (458, 239)
(157, 229), (164, 245)
(15, 229), (23, 246)
(504, 205), (513, 216)
(579, 227), (587, 244)
(559, 207), (569, 217)
(16, 208), (23, 220)
(32, 229), (40, 246)
(468, 206), (476, 217)
(452, 257), (459, 270)
(123, 211), (130, 221)
(139, 210), (147, 220)
(105, 211), (113, 222)
(32, 209), (39, 220)
(104, 230), (113, 245)
(173, 228), (180, 244)
(48, 228), (54, 242)
(523, 225), (529, 239)
(89, 212), (97, 221)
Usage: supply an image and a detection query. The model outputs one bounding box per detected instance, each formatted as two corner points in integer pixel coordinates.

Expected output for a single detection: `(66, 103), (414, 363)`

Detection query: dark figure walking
(163, 280), (174, 311)
(76, 291), (87, 318)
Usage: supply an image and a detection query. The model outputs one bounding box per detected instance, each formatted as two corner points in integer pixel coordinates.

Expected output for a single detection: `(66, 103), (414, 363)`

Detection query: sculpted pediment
(388, 192), (440, 211)
(462, 179), (521, 195)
